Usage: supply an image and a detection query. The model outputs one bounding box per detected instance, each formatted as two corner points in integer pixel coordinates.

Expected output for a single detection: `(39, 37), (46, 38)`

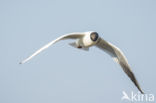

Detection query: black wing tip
(135, 82), (144, 94)
(139, 89), (144, 94)
(141, 92), (144, 94)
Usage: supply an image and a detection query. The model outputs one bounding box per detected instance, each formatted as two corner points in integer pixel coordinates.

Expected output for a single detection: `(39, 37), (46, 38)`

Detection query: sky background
(0, 0), (156, 103)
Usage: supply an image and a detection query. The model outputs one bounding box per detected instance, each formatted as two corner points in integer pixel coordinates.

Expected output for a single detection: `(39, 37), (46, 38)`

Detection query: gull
(20, 31), (144, 94)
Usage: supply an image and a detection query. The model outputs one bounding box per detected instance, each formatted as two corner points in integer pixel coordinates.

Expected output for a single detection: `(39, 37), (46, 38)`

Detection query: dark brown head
(90, 32), (99, 41)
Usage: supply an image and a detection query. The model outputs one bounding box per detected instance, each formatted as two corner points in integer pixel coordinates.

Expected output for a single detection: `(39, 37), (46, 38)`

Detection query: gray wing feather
(96, 38), (144, 94)
(20, 33), (84, 64)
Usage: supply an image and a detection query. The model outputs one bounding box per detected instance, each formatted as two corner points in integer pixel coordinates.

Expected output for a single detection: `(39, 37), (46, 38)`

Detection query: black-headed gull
(20, 31), (144, 94)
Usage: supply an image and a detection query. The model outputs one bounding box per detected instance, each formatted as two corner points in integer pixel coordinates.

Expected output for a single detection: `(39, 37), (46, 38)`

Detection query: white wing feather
(96, 37), (144, 94)
(20, 33), (84, 64)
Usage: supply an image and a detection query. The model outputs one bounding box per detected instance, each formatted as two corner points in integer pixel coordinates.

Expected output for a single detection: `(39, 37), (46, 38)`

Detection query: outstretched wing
(96, 37), (144, 94)
(20, 33), (84, 64)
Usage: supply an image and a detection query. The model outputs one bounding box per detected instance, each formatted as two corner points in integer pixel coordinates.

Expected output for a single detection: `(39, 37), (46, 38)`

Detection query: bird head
(90, 32), (99, 42)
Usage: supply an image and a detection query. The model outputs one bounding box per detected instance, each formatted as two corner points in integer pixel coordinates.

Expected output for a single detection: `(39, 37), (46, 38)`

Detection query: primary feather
(19, 33), (84, 64)
(96, 38), (144, 94)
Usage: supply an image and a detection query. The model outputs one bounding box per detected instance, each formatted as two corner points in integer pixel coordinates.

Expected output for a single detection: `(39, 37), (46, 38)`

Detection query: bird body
(20, 31), (144, 94)
(81, 31), (98, 47)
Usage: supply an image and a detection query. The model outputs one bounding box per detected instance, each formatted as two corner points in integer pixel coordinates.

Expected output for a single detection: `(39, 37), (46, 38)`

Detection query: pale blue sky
(0, 0), (156, 103)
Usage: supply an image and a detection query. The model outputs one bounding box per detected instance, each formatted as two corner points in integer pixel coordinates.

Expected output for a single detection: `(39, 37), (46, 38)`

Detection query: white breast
(81, 32), (97, 47)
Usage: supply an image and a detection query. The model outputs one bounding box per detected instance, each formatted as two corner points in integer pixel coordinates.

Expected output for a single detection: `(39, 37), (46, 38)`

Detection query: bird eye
(90, 32), (99, 41)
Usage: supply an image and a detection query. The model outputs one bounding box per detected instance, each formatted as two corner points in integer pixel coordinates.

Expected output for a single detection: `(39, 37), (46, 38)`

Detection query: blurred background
(0, 0), (155, 103)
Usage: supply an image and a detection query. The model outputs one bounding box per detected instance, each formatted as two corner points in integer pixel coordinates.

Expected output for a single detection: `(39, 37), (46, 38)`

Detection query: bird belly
(81, 35), (96, 47)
